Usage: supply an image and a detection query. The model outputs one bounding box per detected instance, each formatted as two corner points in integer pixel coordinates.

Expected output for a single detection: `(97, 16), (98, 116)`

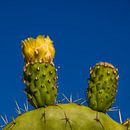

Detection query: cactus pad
(3, 104), (126, 130)
(87, 62), (119, 112)
(23, 62), (58, 108)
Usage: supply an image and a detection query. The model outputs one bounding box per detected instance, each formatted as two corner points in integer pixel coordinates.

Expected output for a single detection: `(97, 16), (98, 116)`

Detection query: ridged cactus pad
(3, 104), (127, 130)
(87, 62), (119, 112)
(24, 62), (58, 108)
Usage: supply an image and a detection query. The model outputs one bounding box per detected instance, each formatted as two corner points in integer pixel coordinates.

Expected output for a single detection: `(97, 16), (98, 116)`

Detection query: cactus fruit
(22, 35), (57, 108)
(87, 62), (119, 112)
(2, 103), (127, 130)
(23, 62), (57, 108)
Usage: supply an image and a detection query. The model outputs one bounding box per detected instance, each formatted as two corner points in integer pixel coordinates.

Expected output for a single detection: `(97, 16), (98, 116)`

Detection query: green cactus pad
(3, 103), (126, 130)
(23, 62), (58, 108)
(87, 62), (119, 112)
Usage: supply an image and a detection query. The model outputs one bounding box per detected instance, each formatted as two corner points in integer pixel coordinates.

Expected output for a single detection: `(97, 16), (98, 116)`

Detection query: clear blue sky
(0, 0), (130, 126)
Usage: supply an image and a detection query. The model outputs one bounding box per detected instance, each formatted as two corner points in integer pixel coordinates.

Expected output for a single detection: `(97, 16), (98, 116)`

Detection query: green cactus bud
(87, 62), (119, 112)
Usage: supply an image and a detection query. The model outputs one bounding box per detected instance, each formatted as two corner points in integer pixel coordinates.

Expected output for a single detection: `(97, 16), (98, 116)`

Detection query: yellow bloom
(22, 35), (55, 63)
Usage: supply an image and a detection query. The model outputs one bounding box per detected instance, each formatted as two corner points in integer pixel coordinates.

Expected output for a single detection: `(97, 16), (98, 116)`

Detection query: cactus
(87, 62), (119, 112)
(1, 35), (130, 130)
(2, 104), (127, 130)
(22, 35), (57, 108)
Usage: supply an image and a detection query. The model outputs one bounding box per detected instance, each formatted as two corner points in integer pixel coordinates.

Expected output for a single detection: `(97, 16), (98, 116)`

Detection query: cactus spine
(22, 35), (57, 108)
(87, 62), (119, 112)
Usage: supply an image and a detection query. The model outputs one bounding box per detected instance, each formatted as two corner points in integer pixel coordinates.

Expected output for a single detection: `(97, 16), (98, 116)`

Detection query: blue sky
(0, 0), (130, 126)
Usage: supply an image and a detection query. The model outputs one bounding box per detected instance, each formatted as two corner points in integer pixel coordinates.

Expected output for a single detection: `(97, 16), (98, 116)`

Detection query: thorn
(24, 100), (29, 112)
(0, 115), (8, 125)
(61, 93), (71, 103)
(89, 67), (92, 71)
(57, 98), (66, 103)
(80, 100), (87, 105)
(5, 115), (8, 124)
(15, 100), (22, 115)
(108, 107), (123, 124)
(69, 94), (73, 103)
(73, 98), (83, 103)
(119, 109), (122, 124)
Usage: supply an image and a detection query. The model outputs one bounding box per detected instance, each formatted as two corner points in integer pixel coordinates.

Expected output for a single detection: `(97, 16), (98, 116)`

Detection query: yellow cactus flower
(22, 35), (55, 63)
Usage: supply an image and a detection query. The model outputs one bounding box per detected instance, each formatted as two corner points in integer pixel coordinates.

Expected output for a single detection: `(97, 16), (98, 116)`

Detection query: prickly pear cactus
(87, 62), (119, 112)
(1, 35), (129, 130)
(22, 35), (57, 108)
